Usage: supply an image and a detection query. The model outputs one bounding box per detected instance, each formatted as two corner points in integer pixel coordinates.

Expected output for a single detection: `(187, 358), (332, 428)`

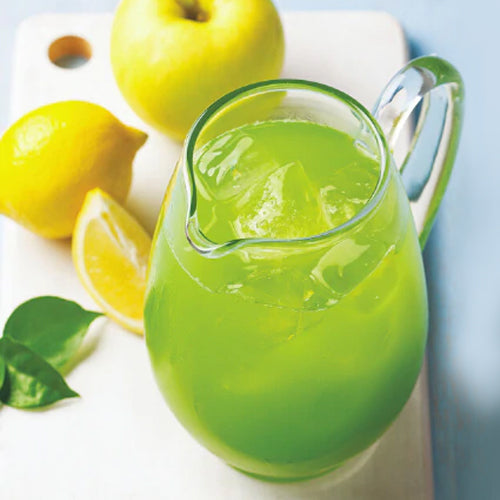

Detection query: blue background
(0, 1), (497, 498)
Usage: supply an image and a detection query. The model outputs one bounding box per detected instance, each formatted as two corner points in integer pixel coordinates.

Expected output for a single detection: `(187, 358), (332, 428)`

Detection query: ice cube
(232, 160), (330, 240)
(195, 129), (280, 201)
(320, 161), (379, 228)
(310, 238), (371, 295)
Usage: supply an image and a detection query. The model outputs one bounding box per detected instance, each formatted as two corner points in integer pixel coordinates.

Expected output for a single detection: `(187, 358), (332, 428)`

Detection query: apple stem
(175, 0), (209, 22)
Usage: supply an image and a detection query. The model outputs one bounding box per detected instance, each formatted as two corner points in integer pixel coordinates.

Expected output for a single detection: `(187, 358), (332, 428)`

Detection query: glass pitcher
(145, 56), (463, 481)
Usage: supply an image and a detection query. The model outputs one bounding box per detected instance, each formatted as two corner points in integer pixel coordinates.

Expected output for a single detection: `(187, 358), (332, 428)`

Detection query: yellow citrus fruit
(0, 101), (147, 238)
(72, 188), (151, 334)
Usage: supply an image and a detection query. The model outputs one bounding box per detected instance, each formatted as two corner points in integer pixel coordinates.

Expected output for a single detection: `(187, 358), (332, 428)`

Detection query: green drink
(145, 60), (463, 480)
(145, 118), (427, 479)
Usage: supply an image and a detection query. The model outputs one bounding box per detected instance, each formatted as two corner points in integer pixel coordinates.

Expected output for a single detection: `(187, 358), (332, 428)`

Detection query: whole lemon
(110, 0), (285, 140)
(0, 101), (147, 239)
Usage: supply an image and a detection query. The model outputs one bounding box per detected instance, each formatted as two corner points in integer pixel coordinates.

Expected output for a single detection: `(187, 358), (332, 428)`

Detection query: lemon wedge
(72, 189), (151, 334)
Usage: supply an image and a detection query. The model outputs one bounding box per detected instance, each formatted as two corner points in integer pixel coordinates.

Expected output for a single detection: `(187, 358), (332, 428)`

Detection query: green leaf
(4, 296), (102, 369)
(0, 355), (5, 391)
(0, 337), (79, 409)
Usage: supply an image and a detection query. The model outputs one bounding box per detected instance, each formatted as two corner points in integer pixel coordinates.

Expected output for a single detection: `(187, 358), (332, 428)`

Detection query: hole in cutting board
(48, 36), (92, 69)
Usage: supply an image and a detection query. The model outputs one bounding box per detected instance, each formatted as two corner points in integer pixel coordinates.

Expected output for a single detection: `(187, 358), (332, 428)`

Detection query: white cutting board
(0, 12), (433, 500)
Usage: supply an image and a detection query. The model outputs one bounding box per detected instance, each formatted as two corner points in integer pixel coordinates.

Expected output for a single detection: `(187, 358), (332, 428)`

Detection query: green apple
(110, 0), (285, 140)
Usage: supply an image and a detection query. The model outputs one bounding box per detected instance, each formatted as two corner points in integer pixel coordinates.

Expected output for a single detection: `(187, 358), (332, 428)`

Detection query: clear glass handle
(373, 56), (464, 247)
